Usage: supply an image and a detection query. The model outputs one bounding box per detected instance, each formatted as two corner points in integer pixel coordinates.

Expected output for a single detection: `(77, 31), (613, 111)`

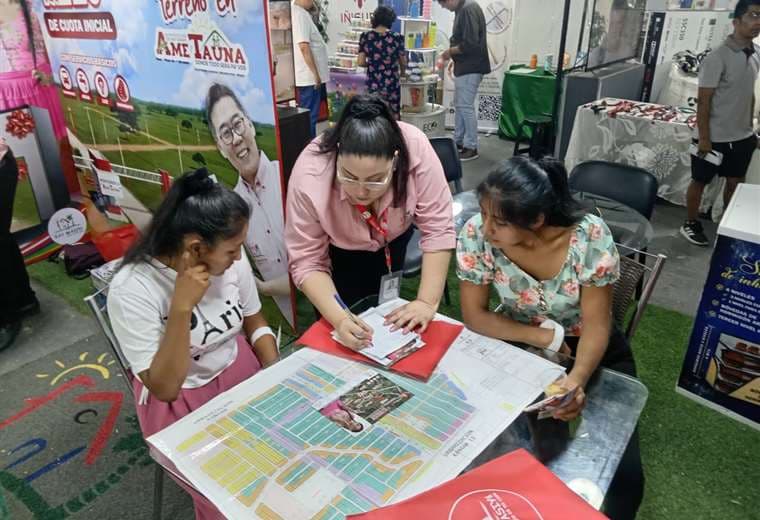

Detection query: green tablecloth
(499, 66), (556, 140)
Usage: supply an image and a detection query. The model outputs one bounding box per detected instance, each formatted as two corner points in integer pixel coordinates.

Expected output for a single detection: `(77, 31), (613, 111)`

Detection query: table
(452, 190), (655, 251)
(564, 98), (760, 221)
(291, 295), (648, 506)
(499, 66), (556, 140)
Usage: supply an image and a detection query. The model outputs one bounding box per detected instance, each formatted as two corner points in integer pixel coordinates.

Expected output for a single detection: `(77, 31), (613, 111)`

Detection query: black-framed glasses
(218, 116), (248, 145)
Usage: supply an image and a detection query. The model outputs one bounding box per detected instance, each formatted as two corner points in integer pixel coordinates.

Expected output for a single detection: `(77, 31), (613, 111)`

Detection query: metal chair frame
(612, 245), (667, 341)
(84, 289), (165, 520)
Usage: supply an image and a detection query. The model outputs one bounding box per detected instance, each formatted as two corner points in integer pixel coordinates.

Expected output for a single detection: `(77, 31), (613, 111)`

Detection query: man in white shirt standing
(292, 0), (329, 137)
(205, 83), (294, 326)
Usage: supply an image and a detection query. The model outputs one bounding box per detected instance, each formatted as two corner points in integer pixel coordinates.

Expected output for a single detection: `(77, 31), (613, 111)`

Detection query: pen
(333, 293), (368, 340)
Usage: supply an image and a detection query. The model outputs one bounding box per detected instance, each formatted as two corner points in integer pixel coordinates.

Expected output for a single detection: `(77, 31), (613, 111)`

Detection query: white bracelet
(539, 319), (565, 352)
(249, 326), (275, 346)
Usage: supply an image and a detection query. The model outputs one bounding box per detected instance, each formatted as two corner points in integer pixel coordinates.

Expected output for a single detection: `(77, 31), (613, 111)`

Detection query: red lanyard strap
(355, 204), (392, 274)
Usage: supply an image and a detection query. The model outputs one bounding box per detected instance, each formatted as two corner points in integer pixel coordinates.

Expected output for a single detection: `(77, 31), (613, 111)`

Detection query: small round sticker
(48, 208), (87, 245)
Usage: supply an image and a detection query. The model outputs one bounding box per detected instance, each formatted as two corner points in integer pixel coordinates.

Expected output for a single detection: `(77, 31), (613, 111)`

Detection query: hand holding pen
(333, 294), (374, 351)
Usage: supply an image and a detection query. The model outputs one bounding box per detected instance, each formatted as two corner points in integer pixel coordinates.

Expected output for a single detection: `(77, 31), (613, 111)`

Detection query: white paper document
(147, 324), (565, 519)
(331, 309), (425, 366)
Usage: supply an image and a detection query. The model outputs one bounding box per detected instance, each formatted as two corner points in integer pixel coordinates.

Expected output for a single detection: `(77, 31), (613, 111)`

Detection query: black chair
(402, 137), (463, 306)
(513, 114), (553, 159)
(568, 161), (659, 220)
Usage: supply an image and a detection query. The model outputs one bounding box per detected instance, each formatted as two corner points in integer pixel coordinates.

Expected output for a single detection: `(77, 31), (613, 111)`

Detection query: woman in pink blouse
(285, 95), (455, 349)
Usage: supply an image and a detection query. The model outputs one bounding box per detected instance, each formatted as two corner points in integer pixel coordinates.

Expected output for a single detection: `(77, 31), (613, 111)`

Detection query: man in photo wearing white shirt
(205, 83), (294, 326)
(292, 0), (329, 137)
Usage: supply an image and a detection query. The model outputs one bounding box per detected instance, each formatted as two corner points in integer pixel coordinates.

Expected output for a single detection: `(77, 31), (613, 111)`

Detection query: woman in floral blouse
(358, 6), (406, 117)
(457, 156), (643, 520)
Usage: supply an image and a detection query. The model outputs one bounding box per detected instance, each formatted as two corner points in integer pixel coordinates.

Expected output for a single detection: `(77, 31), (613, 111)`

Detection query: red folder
(348, 449), (608, 519)
(297, 318), (463, 381)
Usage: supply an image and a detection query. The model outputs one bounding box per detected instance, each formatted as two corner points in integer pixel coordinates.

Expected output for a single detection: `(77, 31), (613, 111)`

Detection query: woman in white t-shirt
(108, 168), (278, 520)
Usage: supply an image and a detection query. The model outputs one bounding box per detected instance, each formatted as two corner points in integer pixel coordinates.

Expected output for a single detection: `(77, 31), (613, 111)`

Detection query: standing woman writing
(285, 95), (455, 349)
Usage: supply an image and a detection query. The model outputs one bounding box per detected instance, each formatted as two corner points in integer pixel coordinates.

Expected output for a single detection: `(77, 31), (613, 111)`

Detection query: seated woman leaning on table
(285, 94), (455, 350)
(456, 156), (643, 519)
(108, 168), (279, 520)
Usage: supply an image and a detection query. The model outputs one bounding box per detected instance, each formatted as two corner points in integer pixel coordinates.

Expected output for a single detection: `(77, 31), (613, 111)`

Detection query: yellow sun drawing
(35, 352), (116, 386)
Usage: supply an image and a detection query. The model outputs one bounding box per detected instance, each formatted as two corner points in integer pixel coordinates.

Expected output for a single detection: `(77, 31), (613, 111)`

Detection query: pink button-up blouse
(285, 122), (456, 287)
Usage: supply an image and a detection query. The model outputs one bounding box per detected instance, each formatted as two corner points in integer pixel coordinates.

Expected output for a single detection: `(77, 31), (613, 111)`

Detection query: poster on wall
(640, 9), (732, 102)
(677, 185), (760, 431)
(32, 0), (296, 328)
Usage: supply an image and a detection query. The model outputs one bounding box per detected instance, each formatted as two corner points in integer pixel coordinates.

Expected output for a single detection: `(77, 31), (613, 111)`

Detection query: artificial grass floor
(25, 262), (760, 519)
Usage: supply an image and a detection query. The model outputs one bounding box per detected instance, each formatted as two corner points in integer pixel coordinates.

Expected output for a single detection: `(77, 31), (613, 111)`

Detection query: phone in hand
(689, 143), (723, 166)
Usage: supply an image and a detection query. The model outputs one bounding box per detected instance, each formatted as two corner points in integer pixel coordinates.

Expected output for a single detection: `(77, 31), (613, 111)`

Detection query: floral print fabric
(359, 30), (404, 115)
(456, 213), (620, 336)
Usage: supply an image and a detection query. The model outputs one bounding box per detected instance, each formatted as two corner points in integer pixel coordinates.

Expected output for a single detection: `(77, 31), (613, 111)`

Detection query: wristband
(539, 319), (565, 352)
(249, 326), (275, 346)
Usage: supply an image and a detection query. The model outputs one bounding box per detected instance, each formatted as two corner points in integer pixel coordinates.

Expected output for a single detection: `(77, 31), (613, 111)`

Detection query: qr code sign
(478, 95), (501, 122)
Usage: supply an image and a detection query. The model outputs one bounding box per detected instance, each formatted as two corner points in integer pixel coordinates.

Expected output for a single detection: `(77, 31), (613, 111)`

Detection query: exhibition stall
(3, 0), (759, 519)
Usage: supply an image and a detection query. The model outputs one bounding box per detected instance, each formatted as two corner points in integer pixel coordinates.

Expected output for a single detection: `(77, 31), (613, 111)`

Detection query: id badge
(379, 271), (403, 305)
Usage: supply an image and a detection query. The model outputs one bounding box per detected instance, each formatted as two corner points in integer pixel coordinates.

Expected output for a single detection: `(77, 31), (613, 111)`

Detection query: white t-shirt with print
(107, 252), (262, 388)
(291, 2), (329, 86)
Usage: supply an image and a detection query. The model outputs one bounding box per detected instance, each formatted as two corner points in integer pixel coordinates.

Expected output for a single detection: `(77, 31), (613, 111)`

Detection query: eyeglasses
(744, 11), (760, 20)
(218, 116), (248, 145)
(336, 159), (396, 190)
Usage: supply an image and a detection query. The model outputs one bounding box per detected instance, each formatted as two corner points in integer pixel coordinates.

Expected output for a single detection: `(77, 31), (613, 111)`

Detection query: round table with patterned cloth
(564, 98), (760, 221)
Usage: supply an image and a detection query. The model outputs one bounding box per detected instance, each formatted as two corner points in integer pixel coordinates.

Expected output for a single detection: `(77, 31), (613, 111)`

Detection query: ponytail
(320, 94), (411, 205)
(122, 168), (250, 266)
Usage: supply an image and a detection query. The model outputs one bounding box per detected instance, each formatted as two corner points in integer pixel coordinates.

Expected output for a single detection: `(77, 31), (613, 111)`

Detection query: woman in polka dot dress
(358, 6), (406, 117)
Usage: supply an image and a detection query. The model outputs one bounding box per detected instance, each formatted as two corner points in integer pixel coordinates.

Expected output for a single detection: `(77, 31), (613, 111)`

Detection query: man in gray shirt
(681, 0), (760, 246)
(438, 0), (490, 161)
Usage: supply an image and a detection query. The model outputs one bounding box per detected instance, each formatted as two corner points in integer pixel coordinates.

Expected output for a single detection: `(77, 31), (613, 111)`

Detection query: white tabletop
(718, 183), (760, 243)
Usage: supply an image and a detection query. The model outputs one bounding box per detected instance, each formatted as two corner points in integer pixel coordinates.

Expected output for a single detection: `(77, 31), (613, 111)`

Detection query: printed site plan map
(148, 326), (565, 519)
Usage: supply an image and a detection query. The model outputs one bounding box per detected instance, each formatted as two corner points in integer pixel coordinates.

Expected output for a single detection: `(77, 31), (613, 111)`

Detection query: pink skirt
(0, 63), (68, 140)
(133, 337), (262, 520)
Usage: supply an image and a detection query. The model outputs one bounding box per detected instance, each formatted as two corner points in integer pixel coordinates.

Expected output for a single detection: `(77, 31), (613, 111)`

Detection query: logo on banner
(448, 489), (543, 520)
(155, 22), (249, 76)
(94, 71), (110, 106)
(114, 75), (134, 112)
(48, 208), (87, 245)
(59, 65), (76, 97)
(484, 1), (512, 34)
(76, 68), (92, 102)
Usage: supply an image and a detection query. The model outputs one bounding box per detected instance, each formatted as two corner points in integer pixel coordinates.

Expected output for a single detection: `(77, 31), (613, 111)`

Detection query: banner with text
(33, 0), (296, 328)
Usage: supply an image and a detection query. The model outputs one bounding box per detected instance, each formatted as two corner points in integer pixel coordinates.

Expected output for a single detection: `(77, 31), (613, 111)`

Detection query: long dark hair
(122, 168), (250, 266)
(17, 0), (36, 68)
(319, 95), (410, 205)
(477, 156), (584, 229)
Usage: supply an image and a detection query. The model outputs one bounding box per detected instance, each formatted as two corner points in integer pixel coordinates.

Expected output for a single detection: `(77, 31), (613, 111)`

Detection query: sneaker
(460, 148), (479, 161)
(680, 220), (709, 246)
(0, 321), (21, 352)
(456, 143), (464, 153)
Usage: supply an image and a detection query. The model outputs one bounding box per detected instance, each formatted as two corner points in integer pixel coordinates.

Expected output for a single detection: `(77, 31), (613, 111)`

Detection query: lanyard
(355, 204), (392, 274)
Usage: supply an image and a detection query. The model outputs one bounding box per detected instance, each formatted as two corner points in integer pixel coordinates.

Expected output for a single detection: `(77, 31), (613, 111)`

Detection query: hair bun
(183, 168), (215, 198)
